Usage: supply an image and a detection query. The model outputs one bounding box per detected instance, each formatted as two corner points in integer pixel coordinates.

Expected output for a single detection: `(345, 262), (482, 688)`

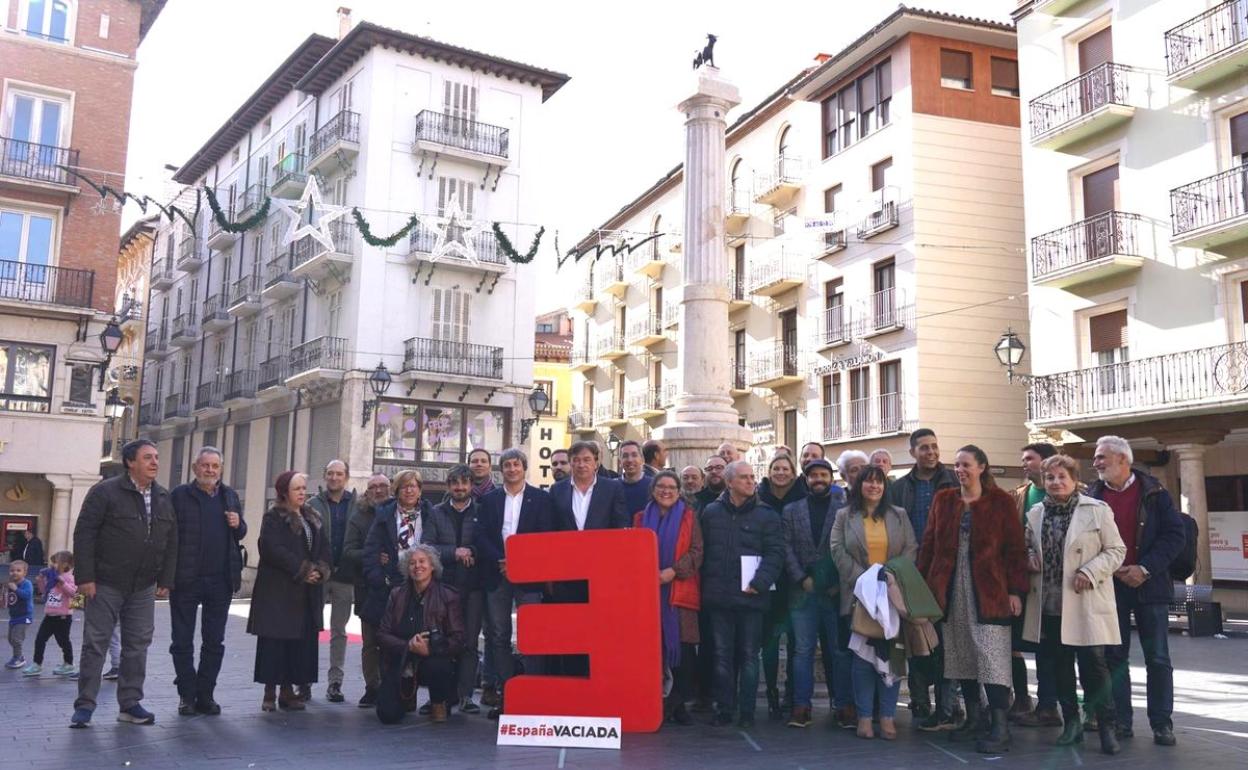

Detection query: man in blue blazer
(475, 447), (553, 719)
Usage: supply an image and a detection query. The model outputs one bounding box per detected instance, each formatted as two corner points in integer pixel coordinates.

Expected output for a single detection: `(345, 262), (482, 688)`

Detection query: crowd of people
(2, 428), (1185, 755)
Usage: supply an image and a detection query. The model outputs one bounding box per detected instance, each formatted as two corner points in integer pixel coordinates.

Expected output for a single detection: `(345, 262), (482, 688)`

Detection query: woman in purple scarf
(635, 470), (703, 726)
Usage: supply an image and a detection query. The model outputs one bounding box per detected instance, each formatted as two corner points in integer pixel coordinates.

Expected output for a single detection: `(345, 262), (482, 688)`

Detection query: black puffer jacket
(169, 482), (247, 592)
(699, 491), (784, 611)
(73, 474), (177, 591)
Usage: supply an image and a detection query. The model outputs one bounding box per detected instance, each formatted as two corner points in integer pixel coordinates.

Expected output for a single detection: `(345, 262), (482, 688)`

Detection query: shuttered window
(872, 157), (893, 192)
(443, 81), (478, 122)
(170, 436), (185, 488)
(266, 414), (289, 487)
(1082, 164), (1119, 218)
(431, 287), (470, 343)
(1241, 281), (1248, 325)
(940, 49), (973, 89)
(437, 176), (475, 218)
(1231, 112), (1248, 160)
(231, 422), (250, 492)
(306, 404), (340, 488)
(1078, 27), (1113, 72)
(991, 57), (1019, 97)
(1089, 309), (1128, 353)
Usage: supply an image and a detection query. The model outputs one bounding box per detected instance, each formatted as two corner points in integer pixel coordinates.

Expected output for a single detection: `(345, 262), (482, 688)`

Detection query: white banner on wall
(496, 715), (622, 750)
(1208, 511), (1248, 582)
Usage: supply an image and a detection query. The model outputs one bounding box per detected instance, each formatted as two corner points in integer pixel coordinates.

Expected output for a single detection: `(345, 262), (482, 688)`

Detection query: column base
(654, 419), (753, 473)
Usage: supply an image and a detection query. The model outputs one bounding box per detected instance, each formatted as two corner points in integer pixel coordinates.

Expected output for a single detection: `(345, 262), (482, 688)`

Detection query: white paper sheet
(741, 555), (762, 591)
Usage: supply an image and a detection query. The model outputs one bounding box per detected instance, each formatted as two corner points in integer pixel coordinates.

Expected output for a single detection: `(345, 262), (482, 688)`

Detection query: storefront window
(421, 406), (462, 462)
(374, 399), (508, 466)
(466, 408), (505, 459)
(375, 401), (420, 460)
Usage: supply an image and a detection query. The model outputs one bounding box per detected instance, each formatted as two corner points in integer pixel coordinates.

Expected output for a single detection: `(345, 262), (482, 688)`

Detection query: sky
(124, 0), (1016, 311)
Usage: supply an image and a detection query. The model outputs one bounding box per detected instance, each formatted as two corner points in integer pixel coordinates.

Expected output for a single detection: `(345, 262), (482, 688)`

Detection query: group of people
(24, 427), (1183, 753)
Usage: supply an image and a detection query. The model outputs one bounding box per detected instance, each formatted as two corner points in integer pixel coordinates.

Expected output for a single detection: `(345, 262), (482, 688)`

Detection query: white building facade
(568, 8), (1029, 478)
(1016, 0), (1248, 586)
(138, 17), (567, 589)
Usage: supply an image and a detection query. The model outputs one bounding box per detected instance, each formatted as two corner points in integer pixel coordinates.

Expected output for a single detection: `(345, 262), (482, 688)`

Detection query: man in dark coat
(19, 529), (45, 569)
(476, 447), (553, 719)
(306, 459), (362, 704)
(694, 455), (728, 513)
(342, 473), (390, 708)
(71, 439), (177, 728)
(700, 460), (784, 728)
(1088, 436), (1186, 747)
(168, 446), (246, 716)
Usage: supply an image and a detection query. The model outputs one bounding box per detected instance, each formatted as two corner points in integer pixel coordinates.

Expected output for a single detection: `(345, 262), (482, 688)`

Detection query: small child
(4, 559), (33, 668)
(23, 552), (76, 676)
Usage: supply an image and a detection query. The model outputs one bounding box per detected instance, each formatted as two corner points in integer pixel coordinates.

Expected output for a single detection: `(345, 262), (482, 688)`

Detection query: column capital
(677, 68), (741, 114)
(1156, 430), (1228, 452)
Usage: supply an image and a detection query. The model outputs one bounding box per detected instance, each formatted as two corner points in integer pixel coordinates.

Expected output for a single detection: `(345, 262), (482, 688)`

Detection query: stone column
(45, 475), (73, 553)
(1170, 442), (1212, 585)
(656, 67), (753, 470)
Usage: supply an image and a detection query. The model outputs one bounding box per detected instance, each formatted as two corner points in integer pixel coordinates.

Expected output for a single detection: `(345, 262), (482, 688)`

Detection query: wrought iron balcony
(402, 337), (503, 380)
(144, 325), (169, 358)
(1029, 63), (1134, 150)
(856, 192), (899, 239)
(626, 313), (665, 347)
(864, 288), (912, 335)
(407, 225), (506, 270)
(139, 401), (159, 427)
(626, 233), (675, 278)
(727, 186), (752, 226)
(257, 355), (289, 391)
(223, 369), (257, 402)
(822, 228), (848, 255)
(728, 268), (750, 311)
(748, 344), (803, 388)
(0, 258), (94, 309)
(194, 381), (223, 411)
(289, 336), (348, 379)
(1166, 1), (1248, 90)
(206, 203), (238, 250)
(593, 258), (627, 298)
(263, 255), (299, 299)
(201, 293), (231, 331)
(596, 332), (628, 361)
(1028, 342), (1248, 423)
(236, 183), (266, 220)
(568, 408), (595, 432)
(1031, 211), (1149, 287)
(847, 392), (908, 438)
(822, 404), (843, 442)
(662, 299), (680, 329)
(292, 220), (357, 281)
(413, 110), (510, 161)
(593, 401), (627, 427)
(120, 298), (143, 330)
(626, 387), (665, 418)
(163, 393), (190, 421)
(816, 305), (852, 349)
(0, 136), (79, 187)
(308, 110), (361, 169)
(227, 273), (262, 316)
(748, 247), (805, 296)
(177, 237), (202, 272)
(1171, 166), (1248, 250)
(169, 311), (199, 347)
(730, 357), (750, 394)
(571, 275), (596, 314)
(151, 257), (175, 291)
(754, 156), (804, 207)
(271, 152), (307, 197)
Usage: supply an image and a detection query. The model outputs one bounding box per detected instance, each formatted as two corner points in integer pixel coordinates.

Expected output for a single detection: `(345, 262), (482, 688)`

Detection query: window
(98, 12), (109, 38)
(22, 0), (71, 43)
(180, 351), (192, 398)
(1231, 112), (1248, 163)
(231, 422), (250, 492)
(373, 401), (508, 464)
(170, 436), (185, 488)
(432, 287), (470, 343)
(1081, 163), (1118, 219)
(260, 117), (272, 138)
(3, 89), (70, 183)
(583, 381), (594, 414)
(991, 57), (1019, 98)
(872, 157), (893, 192)
(0, 341), (54, 413)
(444, 81), (479, 123)
(821, 59), (891, 158)
(67, 362), (93, 405)
(849, 366), (870, 436)
(326, 289), (343, 338)
(940, 49), (973, 90)
(1089, 308), (1130, 394)
(783, 408), (797, 452)
(203, 429), (218, 450)
(0, 208), (55, 280)
(230, 147), (240, 167)
(734, 330), (746, 388)
(879, 360), (901, 431)
(873, 259), (896, 328)
(823, 184), (843, 248)
(824, 279), (844, 340)
(822, 373), (841, 439)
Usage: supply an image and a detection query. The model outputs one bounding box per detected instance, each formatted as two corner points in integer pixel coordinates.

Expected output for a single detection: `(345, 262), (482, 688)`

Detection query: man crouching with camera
(376, 544), (465, 723)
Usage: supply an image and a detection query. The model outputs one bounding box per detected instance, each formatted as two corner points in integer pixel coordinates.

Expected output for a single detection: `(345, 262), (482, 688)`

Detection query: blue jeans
(851, 654), (900, 718)
(789, 593), (839, 708)
(1105, 590), (1173, 730)
(168, 575), (232, 698)
(708, 608), (763, 719)
(484, 579), (544, 688)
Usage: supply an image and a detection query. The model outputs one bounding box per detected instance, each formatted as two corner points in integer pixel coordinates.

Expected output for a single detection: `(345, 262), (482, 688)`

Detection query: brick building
(0, 0), (164, 554)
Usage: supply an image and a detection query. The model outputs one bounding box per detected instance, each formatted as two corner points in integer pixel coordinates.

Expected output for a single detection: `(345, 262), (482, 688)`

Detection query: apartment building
(1016, 0), (1248, 584)
(137, 12), (567, 588)
(567, 7), (1028, 477)
(527, 309), (572, 488)
(0, 0), (163, 554)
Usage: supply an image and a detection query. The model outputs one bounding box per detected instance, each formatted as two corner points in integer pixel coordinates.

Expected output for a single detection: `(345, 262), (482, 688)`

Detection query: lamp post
(360, 362), (392, 427)
(994, 328), (1029, 384)
(97, 319), (123, 390)
(519, 384), (550, 443)
(104, 388), (127, 421)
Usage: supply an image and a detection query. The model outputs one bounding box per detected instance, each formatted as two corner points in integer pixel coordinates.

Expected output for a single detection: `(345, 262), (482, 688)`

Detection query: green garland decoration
(353, 207), (421, 248)
(203, 186), (271, 233)
(493, 222), (544, 264)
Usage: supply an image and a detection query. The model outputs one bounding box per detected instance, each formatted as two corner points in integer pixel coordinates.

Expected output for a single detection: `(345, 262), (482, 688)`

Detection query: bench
(1168, 583), (1223, 637)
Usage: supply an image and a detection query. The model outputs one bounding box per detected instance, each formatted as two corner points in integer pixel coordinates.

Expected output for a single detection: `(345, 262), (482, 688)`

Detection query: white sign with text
(496, 715), (622, 750)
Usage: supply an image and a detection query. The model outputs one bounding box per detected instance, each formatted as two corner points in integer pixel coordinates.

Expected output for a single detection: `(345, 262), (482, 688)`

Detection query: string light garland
(353, 207), (422, 248)
(203, 186), (271, 234)
(492, 223), (544, 264)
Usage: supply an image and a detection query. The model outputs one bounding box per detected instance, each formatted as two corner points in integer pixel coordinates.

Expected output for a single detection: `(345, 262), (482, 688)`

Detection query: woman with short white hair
(836, 450), (870, 489)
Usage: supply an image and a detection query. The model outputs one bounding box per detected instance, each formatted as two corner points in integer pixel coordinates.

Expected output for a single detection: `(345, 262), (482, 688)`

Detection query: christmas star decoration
(428, 198), (487, 264)
(273, 175), (349, 252)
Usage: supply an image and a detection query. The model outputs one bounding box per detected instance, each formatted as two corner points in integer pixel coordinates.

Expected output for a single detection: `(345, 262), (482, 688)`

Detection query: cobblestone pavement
(2, 601), (1245, 769)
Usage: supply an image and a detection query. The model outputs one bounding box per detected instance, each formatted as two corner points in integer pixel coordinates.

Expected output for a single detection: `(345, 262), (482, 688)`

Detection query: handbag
(851, 599), (886, 640)
(69, 593), (86, 611)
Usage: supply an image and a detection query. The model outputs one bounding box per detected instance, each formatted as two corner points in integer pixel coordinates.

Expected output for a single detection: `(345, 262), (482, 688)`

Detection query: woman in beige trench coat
(1022, 454), (1125, 755)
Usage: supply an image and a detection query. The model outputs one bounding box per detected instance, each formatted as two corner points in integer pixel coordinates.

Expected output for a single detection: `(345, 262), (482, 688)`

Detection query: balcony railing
(848, 392), (907, 437)
(0, 259), (93, 309)
(747, 251), (804, 294)
(170, 311), (198, 342)
(1171, 166), (1248, 238)
(224, 369), (257, 401)
(271, 152), (307, 191)
(1029, 63), (1131, 139)
(729, 268), (747, 304)
(151, 257), (174, 289)
(407, 226), (505, 265)
(163, 393), (190, 420)
(195, 381), (223, 410)
(868, 287), (911, 331)
(177, 237), (200, 268)
(1166, 1), (1248, 77)
(229, 273), (261, 307)
(139, 402), (159, 426)
(414, 110), (509, 160)
(593, 401), (625, 425)
(822, 404), (843, 441)
(309, 110), (361, 160)
(727, 186), (751, 220)
(265, 255), (295, 288)
(818, 305), (851, 347)
(143, 325), (166, 354)
(749, 344), (800, 384)
(754, 156), (804, 203)
(731, 357), (748, 391)
(0, 136), (78, 186)
(293, 220), (357, 268)
(403, 337), (503, 380)
(290, 336), (348, 375)
(627, 313), (664, 343)
(568, 409), (593, 432)
(1028, 342), (1248, 422)
(627, 387), (665, 416)
(236, 183), (265, 219)
(258, 355), (289, 390)
(1031, 211), (1146, 280)
(856, 194), (899, 239)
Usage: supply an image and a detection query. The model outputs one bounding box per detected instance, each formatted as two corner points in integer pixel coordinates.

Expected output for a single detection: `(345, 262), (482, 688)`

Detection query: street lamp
(104, 388), (127, 420)
(606, 432), (622, 455)
(994, 328), (1029, 384)
(519, 384), (550, 443)
(360, 362), (392, 427)
(97, 318), (123, 390)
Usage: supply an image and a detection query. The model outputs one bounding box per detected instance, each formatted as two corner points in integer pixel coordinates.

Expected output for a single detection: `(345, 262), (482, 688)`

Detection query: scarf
(471, 476), (497, 500)
(640, 499), (685, 669)
(1040, 493), (1078, 616)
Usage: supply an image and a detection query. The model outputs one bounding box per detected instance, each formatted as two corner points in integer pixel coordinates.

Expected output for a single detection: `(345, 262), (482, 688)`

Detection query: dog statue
(693, 34), (718, 70)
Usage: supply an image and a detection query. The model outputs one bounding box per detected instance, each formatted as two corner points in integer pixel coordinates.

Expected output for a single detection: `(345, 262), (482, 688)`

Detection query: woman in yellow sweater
(830, 464), (917, 739)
